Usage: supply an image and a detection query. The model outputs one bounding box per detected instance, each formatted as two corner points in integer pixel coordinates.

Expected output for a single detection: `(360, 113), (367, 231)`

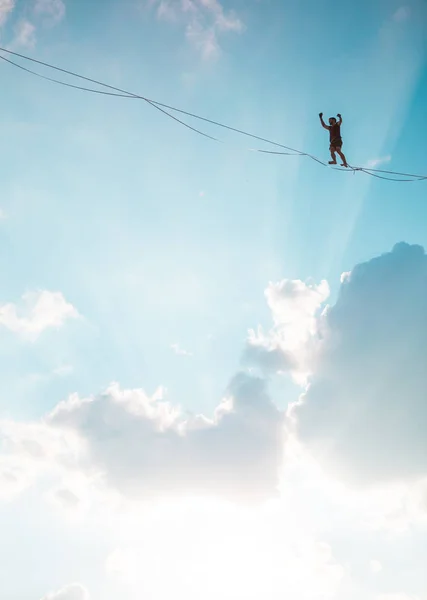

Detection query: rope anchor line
(1, 46), (426, 183)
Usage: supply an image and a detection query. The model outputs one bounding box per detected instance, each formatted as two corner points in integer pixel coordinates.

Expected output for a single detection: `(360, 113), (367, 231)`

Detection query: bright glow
(106, 496), (343, 600)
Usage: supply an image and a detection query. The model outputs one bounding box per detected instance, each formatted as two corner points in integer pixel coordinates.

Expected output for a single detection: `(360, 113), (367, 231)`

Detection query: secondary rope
(0, 53), (222, 144)
(1, 47), (426, 182)
(0, 50), (308, 160)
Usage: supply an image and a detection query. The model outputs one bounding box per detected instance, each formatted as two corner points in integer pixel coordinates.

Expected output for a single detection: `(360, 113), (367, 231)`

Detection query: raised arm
(337, 113), (342, 126)
(319, 112), (329, 130)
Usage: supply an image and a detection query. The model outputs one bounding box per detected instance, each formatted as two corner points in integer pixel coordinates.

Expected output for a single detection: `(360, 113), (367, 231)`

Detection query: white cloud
(0, 0), (14, 27)
(171, 342), (193, 356)
(293, 242), (427, 485)
(265, 278), (329, 333)
(148, 0), (244, 59)
(370, 559), (383, 573)
(0, 373), (285, 505)
(53, 364), (74, 376)
(104, 506), (344, 600)
(40, 583), (90, 600)
(186, 20), (220, 59)
(1, 242), (427, 600)
(34, 0), (66, 25)
(2, 243), (426, 508)
(1, 0), (64, 49)
(365, 155), (392, 168)
(52, 487), (80, 509)
(0, 416), (87, 505)
(46, 373), (285, 503)
(13, 19), (36, 48)
(244, 326), (296, 375)
(0, 290), (79, 340)
(244, 279), (329, 384)
(0, 415), (79, 501)
(377, 596), (420, 600)
(0, 456), (34, 501)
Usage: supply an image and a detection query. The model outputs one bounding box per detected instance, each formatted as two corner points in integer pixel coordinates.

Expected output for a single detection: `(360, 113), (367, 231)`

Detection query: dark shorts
(330, 137), (343, 149)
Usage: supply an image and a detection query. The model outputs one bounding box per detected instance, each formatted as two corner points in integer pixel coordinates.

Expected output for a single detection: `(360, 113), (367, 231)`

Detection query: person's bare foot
(341, 163), (348, 167)
(329, 160), (337, 165)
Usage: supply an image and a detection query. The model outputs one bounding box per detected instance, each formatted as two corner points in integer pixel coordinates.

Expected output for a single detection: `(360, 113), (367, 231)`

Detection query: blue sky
(1, 1), (427, 599)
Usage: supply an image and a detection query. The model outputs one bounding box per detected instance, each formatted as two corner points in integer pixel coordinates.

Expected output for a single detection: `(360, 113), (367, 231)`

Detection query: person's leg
(336, 149), (348, 166)
(329, 145), (337, 164)
(335, 143), (348, 167)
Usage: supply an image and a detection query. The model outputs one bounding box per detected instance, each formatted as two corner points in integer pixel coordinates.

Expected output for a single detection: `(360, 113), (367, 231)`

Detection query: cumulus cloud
(0, 290), (79, 340)
(370, 559), (382, 573)
(2, 242), (426, 509)
(53, 364), (74, 377)
(1, 0), (64, 48)
(0, 456), (33, 501)
(105, 511), (344, 600)
(47, 374), (284, 502)
(0, 0), (14, 27)
(0, 373), (284, 504)
(244, 327), (296, 374)
(244, 279), (329, 383)
(13, 19), (36, 48)
(40, 583), (90, 600)
(34, 0), (66, 25)
(292, 242), (427, 485)
(0, 417), (84, 503)
(377, 596), (420, 600)
(171, 342), (192, 356)
(148, 0), (244, 59)
(53, 487), (80, 509)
